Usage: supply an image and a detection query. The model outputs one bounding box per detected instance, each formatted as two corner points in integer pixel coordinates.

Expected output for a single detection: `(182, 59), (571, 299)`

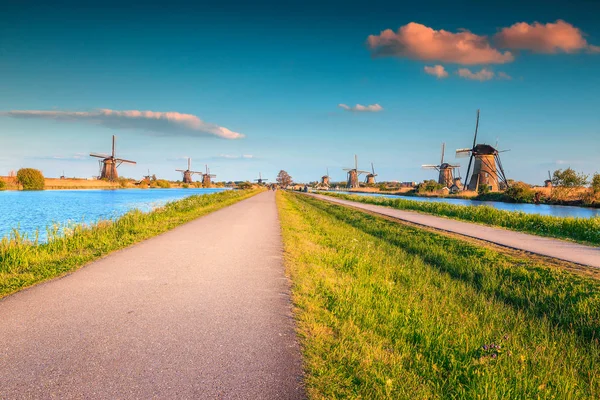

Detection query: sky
(1, 0), (599, 184)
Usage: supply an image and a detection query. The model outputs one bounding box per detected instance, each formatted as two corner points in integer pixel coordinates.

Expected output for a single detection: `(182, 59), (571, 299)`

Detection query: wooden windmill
(176, 158), (202, 183)
(202, 164), (216, 187)
(89, 135), (136, 181)
(254, 172), (268, 185)
(455, 110), (509, 192)
(321, 168), (331, 187)
(343, 155), (370, 189)
(365, 163), (378, 184)
(422, 143), (460, 188)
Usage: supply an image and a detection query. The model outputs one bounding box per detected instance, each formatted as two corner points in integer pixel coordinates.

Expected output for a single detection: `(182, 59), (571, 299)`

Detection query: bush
(592, 173), (600, 195)
(237, 181), (253, 190)
(118, 177), (129, 188)
(0, 179), (6, 190)
(504, 181), (535, 203)
(182, 183), (189, 189)
(16, 168), (45, 190)
(156, 179), (171, 188)
(417, 180), (443, 193)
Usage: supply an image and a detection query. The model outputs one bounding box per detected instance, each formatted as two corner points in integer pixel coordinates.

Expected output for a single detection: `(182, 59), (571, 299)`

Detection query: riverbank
(277, 191), (600, 398)
(0, 188), (261, 299)
(318, 192), (600, 246)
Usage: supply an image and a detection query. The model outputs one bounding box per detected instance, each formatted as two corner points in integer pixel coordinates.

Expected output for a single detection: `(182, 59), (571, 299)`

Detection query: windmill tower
(455, 110), (509, 192)
(254, 172), (268, 185)
(176, 158), (202, 183)
(365, 163), (378, 184)
(89, 135), (136, 181)
(202, 164), (217, 187)
(343, 155), (370, 189)
(321, 168), (331, 187)
(544, 170), (553, 188)
(422, 143), (461, 188)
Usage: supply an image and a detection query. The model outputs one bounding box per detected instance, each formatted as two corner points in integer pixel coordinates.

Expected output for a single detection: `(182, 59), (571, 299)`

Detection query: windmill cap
(473, 144), (498, 154)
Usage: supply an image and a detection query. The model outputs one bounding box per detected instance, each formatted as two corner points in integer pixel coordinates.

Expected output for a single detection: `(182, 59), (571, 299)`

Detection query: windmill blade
(498, 149), (511, 153)
(116, 158), (137, 164)
(455, 148), (472, 158)
(472, 109), (480, 148)
(357, 170), (370, 175)
(208, 174), (216, 178)
(190, 171), (203, 174)
(175, 169), (186, 172)
(371, 162), (375, 175)
(463, 153), (475, 190)
(90, 153), (110, 159)
(421, 164), (439, 169)
(342, 168), (353, 171)
(448, 164), (461, 168)
(112, 135), (116, 158)
(354, 155), (358, 170)
(441, 143), (445, 165)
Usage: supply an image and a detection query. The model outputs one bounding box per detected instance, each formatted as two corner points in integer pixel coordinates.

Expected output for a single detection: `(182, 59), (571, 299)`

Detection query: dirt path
(306, 193), (600, 268)
(0, 191), (304, 399)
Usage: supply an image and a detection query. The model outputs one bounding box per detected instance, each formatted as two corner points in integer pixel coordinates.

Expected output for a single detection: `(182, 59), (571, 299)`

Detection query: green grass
(278, 192), (600, 399)
(319, 192), (600, 246)
(0, 189), (261, 299)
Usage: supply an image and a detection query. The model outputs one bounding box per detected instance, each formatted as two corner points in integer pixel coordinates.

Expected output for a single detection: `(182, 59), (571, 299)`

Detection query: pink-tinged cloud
(338, 103), (383, 112)
(0, 109), (244, 139)
(497, 71), (512, 80)
(457, 68), (495, 81)
(495, 20), (598, 54)
(424, 65), (448, 78)
(367, 22), (514, 65)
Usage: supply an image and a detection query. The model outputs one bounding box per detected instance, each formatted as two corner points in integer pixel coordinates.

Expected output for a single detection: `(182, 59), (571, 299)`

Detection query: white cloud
(0, 109), (244, 140)
(338, 103), (383, 112)
(457, 68), (495, 81)
(424, 65), (448, 78)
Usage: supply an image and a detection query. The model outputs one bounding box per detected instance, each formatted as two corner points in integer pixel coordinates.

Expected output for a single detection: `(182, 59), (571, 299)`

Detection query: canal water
(0, 188), (227, 241)
(326, 191), (600, 219)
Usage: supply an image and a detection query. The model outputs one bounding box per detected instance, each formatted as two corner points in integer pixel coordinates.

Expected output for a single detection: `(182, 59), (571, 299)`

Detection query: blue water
(325, 191), (600, 219)
(0, 188), (228, 241)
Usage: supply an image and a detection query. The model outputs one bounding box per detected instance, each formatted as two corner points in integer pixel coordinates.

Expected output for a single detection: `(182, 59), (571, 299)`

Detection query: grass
(277, 192), (600, 399)
(319, 192), (600, 246)
(0, 189), (261, 299)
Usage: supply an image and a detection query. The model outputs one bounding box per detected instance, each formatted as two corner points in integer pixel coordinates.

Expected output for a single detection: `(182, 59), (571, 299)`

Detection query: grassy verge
(278, 192), (600, 399)
(0, 189), (261, 299)
(319, 192), (600, 246)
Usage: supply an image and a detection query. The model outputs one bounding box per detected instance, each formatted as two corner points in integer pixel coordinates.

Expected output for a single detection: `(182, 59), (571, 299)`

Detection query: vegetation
(278, 192), (600, 399)
(592, 173), (600, 195)
(417, 179), (443, 193)
(319, 192), (600, 245)
(277, 170), (293, 187)
(0, 189), (261, 299)
(503, 181), (535, 203)
(553, 167), (589, 188)
(16, 168), (45, 190)
(237, 181), (253, 189)
(0, 179), (5, 190)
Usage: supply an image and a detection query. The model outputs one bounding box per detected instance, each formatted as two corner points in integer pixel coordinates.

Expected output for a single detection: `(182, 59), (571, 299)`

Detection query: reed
(0, 189), (260, 298)
(278, 192), (600, 399)
(320, 192), (600, 246)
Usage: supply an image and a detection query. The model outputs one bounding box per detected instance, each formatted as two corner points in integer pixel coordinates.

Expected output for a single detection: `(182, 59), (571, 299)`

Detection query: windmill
(422, 143), (460, 188)
(254, 172), (268, 185)
(202, 164), (216, 187)
(343, 155), (370, 189)
(455, 110), (509, 192)
(321, 168), (331, 187)
(89, 135), (136, 181)
(545, 170), (553, 188)
(365, 163), (378, 184)
(176, 158), (202, 183)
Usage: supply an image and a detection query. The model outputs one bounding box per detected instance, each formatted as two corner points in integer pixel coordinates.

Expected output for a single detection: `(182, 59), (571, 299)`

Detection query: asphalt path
(305, 193), (600, 268)
(0, 191), (304, 399)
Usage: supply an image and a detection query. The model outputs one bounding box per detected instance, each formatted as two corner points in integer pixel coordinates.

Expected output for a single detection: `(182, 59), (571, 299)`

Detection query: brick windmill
(365, 163), (378, 184)
(89, 135), (136, 181)
(343, 155), (370, 189)
(176, 158), (203, 184)
(422, 143), (460, 188)
(455, 110), (509, 192)
(202, 164), (216, 187)
(321, 168), (331, 187)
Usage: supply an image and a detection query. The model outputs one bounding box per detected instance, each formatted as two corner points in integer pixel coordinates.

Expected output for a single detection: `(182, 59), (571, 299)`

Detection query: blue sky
(1, 0), (599, 184)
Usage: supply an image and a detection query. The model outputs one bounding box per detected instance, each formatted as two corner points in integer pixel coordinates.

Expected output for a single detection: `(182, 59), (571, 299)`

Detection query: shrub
(592, 173), (600, 195)
(156, 179), (171, 188)
(0, 179), (6, 190)
(118, 177), (129, 188)
(504, 181), (535, 203)
(16, 168), (45, 190)
(237, 181), (253, 190)
(182, 183), (189, 189)
(417, 180), (443, 193)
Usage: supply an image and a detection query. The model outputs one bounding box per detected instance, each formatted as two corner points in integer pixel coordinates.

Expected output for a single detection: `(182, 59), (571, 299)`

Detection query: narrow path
(0, 191), (304, 399)
(306, 193), (600, 268)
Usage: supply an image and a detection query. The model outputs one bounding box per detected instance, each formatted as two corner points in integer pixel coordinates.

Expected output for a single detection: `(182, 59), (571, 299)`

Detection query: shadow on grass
(301, 195), (600, 344)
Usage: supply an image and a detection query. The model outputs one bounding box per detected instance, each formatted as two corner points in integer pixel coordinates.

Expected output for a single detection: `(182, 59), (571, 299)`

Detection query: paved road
(306, 193), (600, 268)
(0, 191), (304, 399)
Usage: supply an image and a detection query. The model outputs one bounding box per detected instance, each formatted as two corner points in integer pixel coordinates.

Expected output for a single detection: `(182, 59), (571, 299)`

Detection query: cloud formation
(424, 65), (448, 78)
(367, 22), (514, 65)
(497, 71), (512, 80)
(217, 154), (254, 159)
(338, 103), (383, 112)
(457, 68), (495, 81)
(0, 109), (244, 139)
(495, 20), (598, 54)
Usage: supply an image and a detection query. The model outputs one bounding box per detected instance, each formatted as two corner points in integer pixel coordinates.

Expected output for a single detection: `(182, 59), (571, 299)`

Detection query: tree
(16, 168), (45, 190)
(276, 170), (293, 187)
(592, 173), (600, 195)
(552, 168), (588, 188)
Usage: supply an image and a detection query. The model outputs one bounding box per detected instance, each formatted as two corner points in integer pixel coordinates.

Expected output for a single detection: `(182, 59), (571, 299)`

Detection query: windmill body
(455, 111), (509, 192)
(320, 168), (331, 187)
(365, 162), (378, 184)
(202, 164), (217, 187)
(90, 135), (136, 181)
(343, 155), (370, 189)
(254, 172), (268, 185)
(176, 158), (202, 183)
(422, 143), (460, 188)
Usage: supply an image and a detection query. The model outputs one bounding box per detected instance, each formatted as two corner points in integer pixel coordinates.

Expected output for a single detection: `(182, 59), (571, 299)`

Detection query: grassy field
(320, 192), (600, 246)
(0, 189), (261, 299)
(278, 192), (600, 399)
